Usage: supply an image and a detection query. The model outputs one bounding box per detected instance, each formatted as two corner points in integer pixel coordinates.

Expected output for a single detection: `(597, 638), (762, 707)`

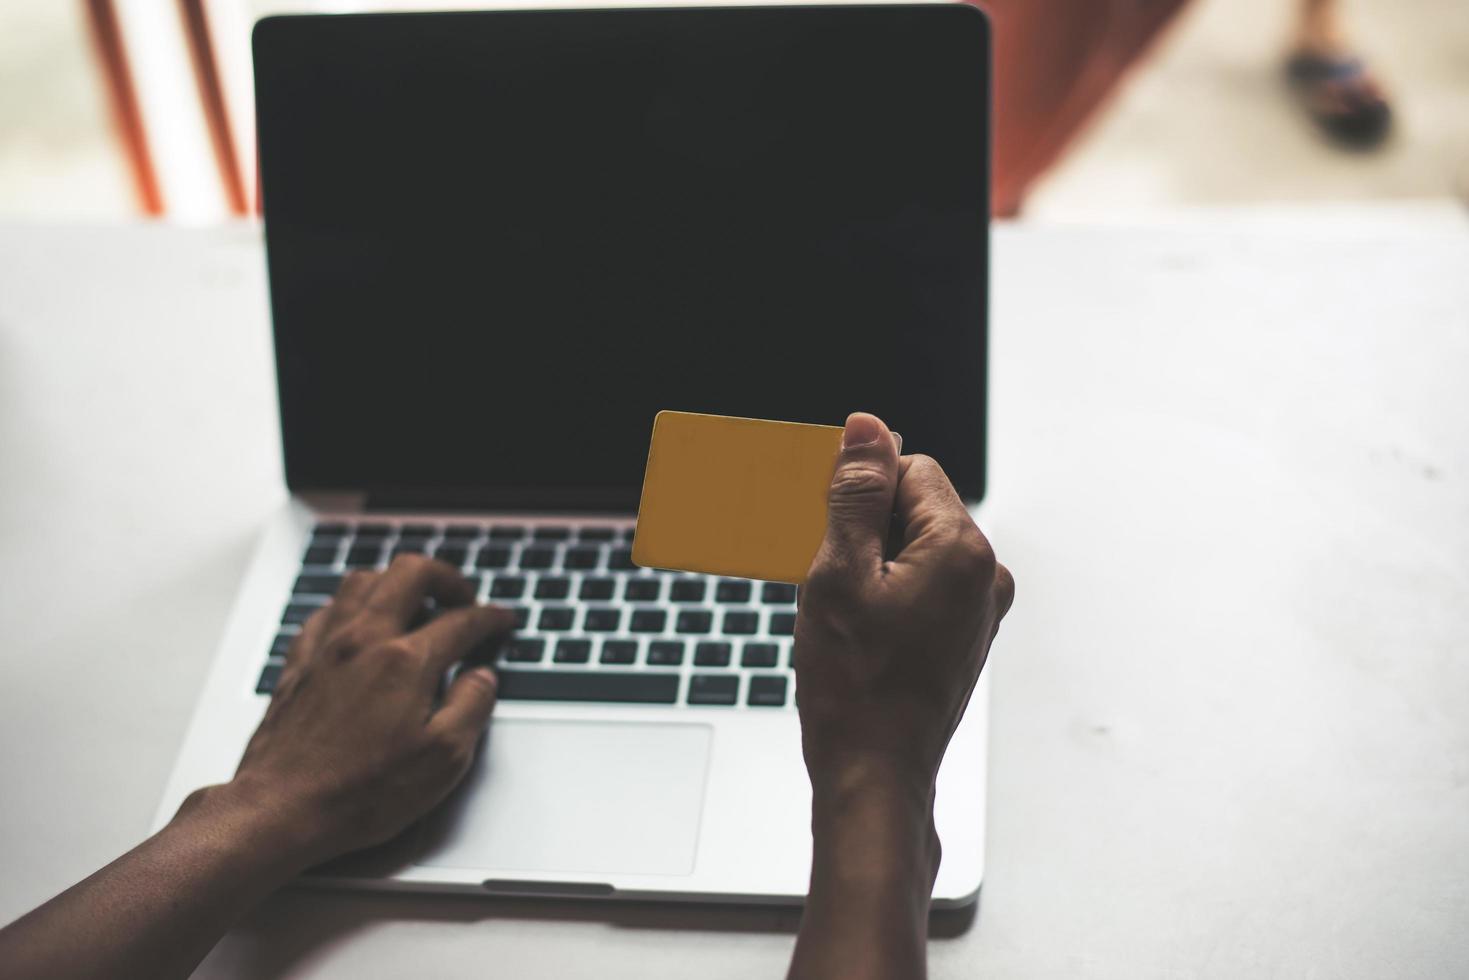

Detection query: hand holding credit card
(632, 411), (900, 584)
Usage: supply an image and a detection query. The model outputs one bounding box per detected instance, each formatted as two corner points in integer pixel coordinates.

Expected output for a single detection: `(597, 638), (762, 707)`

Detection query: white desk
(1, 205), (1466, 979)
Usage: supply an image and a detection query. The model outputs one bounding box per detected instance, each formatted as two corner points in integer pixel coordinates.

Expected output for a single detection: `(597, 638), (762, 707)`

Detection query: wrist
(171, 776), (327, 878)
(808, 752), (936, 812)
(807, 754), (941, 897)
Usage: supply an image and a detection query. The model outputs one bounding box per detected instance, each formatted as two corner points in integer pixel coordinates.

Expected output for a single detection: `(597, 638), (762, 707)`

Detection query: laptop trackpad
(415, 719), (712, 877)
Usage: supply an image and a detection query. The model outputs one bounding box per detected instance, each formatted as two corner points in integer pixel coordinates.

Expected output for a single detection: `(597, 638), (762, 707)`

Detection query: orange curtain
(977, 0), (1193, 215)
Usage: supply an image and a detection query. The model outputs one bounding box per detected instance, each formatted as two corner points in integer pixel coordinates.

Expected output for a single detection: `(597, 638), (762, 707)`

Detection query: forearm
(788, 761), (940, 980)
(0, 779), (310, 980)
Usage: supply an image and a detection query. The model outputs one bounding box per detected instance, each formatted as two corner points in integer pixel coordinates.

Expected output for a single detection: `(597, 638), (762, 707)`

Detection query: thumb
(818, 412), (901, 572)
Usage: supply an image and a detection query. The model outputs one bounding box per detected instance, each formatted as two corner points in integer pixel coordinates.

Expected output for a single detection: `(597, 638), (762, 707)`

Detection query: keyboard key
(443, 523), (483, 539)
(564, 546), (600, 570)
(508, 605), (530, 629)
(769, 612), (796, 636)
(535, 576), (571, 600)
(490, 576), (526, 599)
(434, 543), (469, 567)
(463, 574), (485, 597)
(762, 583), (797, 604)
(608, 548), (636, 570)
(293, 574), (342, 596)
(688, 674), (739, 705)
(630, 609), (667, 633)
(579, 577), (615, 601)
(600, 639), (638, 664)
(392, 539), (430, 557)
(670, 579), (706, 602)
(506, 637), (545, 662)
(532, 525), (571, 541)
(401, 523), (435, 537)
(583, 608), (622, 632)
(302, 545), (339, 566)
(497, 671), (679, 704)
(488, 524), (526, 540)
(313, 522), (351, 536)
(623, 579), (660, 601)
(344, 543), (382, 567)
(647, 640), (685, 666)
(747, 675), (788, 707)
(676, 610), (713, 634)
(357, 522), (391, 537)
(741, 642), (779, 668)
(519, 546), (557, 570)
(308, 532), (347, 552)
(577, 526), (617, 541)
(257, 661), (284, 694)
(715, 579), (752, 603)
(270, 633), (295, 657)
(538, 606), (575, 631)
(554, 638), (593, 663)
(723, 610), (759, 634)
(476, 545), (511, 569)
(694, 641), (732, 667)
(281, 603), (322, 625)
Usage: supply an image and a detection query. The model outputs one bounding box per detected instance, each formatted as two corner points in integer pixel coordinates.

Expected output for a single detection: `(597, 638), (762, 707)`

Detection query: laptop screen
(254, 5), (989, 510)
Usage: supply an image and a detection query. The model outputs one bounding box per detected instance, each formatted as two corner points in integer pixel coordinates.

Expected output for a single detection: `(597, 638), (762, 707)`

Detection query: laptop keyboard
(259, 520), (797, 709)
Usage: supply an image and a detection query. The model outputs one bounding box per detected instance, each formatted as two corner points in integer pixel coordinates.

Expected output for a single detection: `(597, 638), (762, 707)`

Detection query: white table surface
(1, 203), (1466, 979)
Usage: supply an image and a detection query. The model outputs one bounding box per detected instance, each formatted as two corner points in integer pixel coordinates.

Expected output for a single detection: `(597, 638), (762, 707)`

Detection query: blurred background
(2, 0), (1466, 222)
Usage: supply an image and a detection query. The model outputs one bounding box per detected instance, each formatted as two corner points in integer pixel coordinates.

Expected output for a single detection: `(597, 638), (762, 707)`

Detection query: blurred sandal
(1285, 50), (1392, 147)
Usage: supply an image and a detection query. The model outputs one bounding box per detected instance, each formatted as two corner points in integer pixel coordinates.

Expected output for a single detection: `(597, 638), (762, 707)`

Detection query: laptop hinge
(296, 491), (369, 514)
(365, 488), (639, 514)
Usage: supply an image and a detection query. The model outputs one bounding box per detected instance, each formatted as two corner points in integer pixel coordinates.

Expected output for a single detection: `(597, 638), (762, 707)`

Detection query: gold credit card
(632, 411), (844, 584)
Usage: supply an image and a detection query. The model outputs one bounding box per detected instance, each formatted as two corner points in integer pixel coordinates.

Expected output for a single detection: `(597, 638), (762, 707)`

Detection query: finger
(884, 455), (918, 560)
(408, 602), (516, 675)
(814, 412), (901, 574)
(328, 569), (380, 623)
(429, 666), (499, 740)
(279, 600), (330, 684)
(993, 561), (1016, 622)
(364, 554), (477, 627)
(891, 454), (987, 561)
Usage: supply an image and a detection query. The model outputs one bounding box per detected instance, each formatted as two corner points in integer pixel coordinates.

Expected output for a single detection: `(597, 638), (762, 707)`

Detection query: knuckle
(426, 729), (470, 769)
(461, 667), (498, 697)
(828, 462), (892, 500)
(941, 527), (995, 580)
(995, 562), (1016, 608)
(375, 637), (418, 662)
(333, 620), (378, 652)
(960, 536), (998, 580)
(342, 569), (375, 592)
(907, 454), (946, 482)
(389, 552), (430, 573)
(908, 453), (939, 472)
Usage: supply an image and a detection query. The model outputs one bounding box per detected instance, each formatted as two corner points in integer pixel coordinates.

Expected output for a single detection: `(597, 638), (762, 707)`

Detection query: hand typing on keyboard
(789, 412), (1014, 980)
(228, 555), (516, 863)
(0, 413), (1011, 980)
(0, 554), (514, 980)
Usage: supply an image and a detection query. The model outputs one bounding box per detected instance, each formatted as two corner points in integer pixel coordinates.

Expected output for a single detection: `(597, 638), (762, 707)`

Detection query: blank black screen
(254, 5), (989, 509)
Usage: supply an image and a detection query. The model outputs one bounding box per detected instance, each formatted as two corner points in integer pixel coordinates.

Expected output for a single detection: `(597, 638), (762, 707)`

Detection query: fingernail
(843, 413), (883, 449)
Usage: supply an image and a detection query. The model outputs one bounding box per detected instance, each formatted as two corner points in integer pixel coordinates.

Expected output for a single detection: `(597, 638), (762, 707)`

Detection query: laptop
(154, 4), (992, 907)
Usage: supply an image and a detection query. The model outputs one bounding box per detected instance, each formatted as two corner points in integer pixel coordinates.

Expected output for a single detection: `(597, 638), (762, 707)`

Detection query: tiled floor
(1, 0), (1466, 219)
